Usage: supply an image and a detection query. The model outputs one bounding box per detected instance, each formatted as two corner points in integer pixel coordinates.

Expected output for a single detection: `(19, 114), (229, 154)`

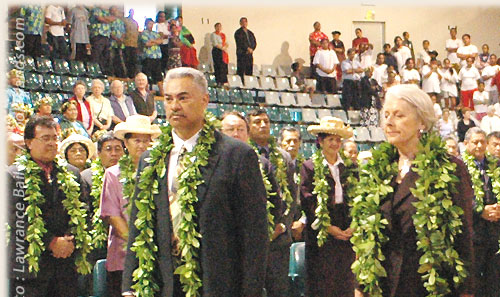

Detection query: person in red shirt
(309, 21), (328, 78)
(352, 28), (369, 54)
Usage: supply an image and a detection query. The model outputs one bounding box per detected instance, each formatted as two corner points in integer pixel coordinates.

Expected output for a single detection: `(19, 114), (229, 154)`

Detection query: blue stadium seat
(53, 59), (70, 75)
(24, 72), (43, 91)
(24, 56), (37, 72)
(42, 74), (62, 92)
(70, 60), (86, 77)
(61, 76), (77, 93)
(93, 259), (107, 297)
(36, 57), (53, 73)
(87, 62), (103, 78)
(289, 242), (305, 297)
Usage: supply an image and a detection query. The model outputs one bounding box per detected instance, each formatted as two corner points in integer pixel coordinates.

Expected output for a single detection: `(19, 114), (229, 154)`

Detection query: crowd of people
(5, 5), (500, 297)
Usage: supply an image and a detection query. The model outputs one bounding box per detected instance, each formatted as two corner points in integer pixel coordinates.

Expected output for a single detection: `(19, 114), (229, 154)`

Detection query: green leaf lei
(89, 158), (107, 249)
(350, 132), (467, 297)
(462, 151), (500, 214)
(119, 154), (136, 216)
(130, 112), (219, 297)
(249, 137), (294, 216)
(16, 153), (92, 275)
(294, 154), (305, 185)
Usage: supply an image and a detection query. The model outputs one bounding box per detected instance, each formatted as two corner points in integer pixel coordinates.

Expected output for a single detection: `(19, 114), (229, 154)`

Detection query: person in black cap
(331, 31), (345, 82)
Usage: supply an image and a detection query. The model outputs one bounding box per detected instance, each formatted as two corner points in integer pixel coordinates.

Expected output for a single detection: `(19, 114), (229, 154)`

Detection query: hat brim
(114, 126), (162, 141)
(59, 137), (96, 160)
(307, 126), (353, 139)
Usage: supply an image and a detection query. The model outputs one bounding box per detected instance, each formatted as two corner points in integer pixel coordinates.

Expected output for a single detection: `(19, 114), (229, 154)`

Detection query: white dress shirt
(323, 153), (344, 204)
(168, 129), (201, 192)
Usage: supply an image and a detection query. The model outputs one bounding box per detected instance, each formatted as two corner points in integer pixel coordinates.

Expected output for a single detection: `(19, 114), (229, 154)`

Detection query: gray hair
(164, 67), (208, 94)
(384, 84), (436, 131)
(91, 79), (104, 89)
(464, 127), (486, 142)
(443, 135), (458, 144)
(110, 80), (124, 88)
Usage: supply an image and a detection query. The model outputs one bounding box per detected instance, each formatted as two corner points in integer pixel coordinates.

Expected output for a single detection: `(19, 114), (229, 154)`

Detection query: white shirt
(342, 59), (362, 81)
(372, 64), (388, 87)
(440, 67), (459, 96)
(323, 153), (344, 204)
(117, 97), (131, 118)
(359, 49), (373, 70)
(459, 66), (481, 91)
(313, 49), (339, 78)
(168, 130), (201, 192)
(494, 103), (500, 117)
(154, 22), (170, 45)
(457, 44), (478, 67)
(473, 91), (489, 113)
(421, 65), (441, 93)
(394, 46), (412, 73)
(78, 98), (91, 130)
(45, 5), (66, 37)
(438, 119), (454, 138)
(401, 68), (421, 84)
(446, 38), (464, 64)
(434, 103), (443, 118)
(87, 95), (114, 121)
(482, 65), (500, 92)
(417, 49), (430, 66)
(480, 115), (500, 134)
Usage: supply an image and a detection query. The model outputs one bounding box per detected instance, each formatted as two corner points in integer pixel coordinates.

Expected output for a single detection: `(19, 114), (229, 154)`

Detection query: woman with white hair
(352, 84), (474, 297)
(87, 79), (114, 133)
(479, 105), (500, 135)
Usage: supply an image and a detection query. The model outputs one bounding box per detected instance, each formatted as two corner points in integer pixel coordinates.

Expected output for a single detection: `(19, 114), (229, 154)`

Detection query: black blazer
(234, 27), (257, 56)
(122, 130), (269, 297)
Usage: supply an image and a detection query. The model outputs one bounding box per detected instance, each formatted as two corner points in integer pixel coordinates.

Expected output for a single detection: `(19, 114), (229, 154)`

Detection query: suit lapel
(154, 152), (172, 228)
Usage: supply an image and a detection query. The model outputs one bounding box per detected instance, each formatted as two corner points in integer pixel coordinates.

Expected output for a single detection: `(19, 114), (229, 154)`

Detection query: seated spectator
(87, 79), (114, 133)
(440, 58), (459, 110)
(444, 135), (460, 157)
(7, 69), (32, 115)
(482, 54), (499, 105)
(109, 80), (137, 125)
(421, 58), (442, 95)
(7, 103), (33, 136)
(458, 57), (481, 109)
(313, 38), (339, 94)
(457, 108), (476, 142)
(57, 101), (90, 138)
(401, 58), (420, 84)
(69, 80), (94, 136)
(416, 40), (430, 69)
(341, 48), (363, 110)
(34, 97), (53, 117)
(487, 131), (500, 159)
(140, 18), (164, 96)
(7, 132), (25, 165)
(476, 43), (490, 71)
(291, 62), (315, 95)
(473, 81), (489, 121)
(44, 4), (69, 59)
(372, 53), (388, 87)
(437, 108), (455, 138)
(130, 72), (157, 122)
(178, 16), (199, 68)
(59, 133), (96, 172)
(383, 43), (398, 72)
(393, 36), (412, 73)
(480, 105), (500, 135)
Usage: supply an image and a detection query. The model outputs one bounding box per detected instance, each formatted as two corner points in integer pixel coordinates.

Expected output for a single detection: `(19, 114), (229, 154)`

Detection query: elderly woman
(87, 79), (114, 132)
(352, 84), (474, 297)
(59, 133), (96, 172)
(300, 116), (356, 297)
(57, 101), (90, 138)
(109, 80), (137, 126)
(69, 80), (94, 136)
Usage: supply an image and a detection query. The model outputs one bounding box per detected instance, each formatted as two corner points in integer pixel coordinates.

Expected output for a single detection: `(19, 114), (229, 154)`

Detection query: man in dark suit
(7, 116), (88, 297)
(122, 67), (269, 297)
(234, 17), (257, 80)
(129, 72), (158, 122)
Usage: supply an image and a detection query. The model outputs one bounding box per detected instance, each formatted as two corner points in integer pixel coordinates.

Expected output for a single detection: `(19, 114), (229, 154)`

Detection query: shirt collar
(172, 129), (202, 153)
(322, 152), (344, 167)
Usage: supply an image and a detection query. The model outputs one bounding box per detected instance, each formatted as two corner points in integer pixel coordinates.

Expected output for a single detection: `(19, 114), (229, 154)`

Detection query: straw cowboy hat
(59, 133), (96, 159)
(113, 114), (162, 140)
(307, 116), (354, 139)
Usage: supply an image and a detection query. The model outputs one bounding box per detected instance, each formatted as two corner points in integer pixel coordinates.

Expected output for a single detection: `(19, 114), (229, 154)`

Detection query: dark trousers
(475, 242), (500, 297)
(160, 44), (169, 74)
(265, 243), (290, 297)
(142, 58), (164, 84)
(212, 47), (228, 84)
(310, 56), (317, 79)
(24, 34), (42, 57)
(342, 79), (359, 110)
(91, 35), (111, 76)
(47, 32), (69, 60)
(111, 47), (127, 78)
(106, 270), (123, 297)
(74, 43), (89, 62)
(317, 76), (337, 94)
(237, 53), (253, 80)
(124, 46), (138, 79)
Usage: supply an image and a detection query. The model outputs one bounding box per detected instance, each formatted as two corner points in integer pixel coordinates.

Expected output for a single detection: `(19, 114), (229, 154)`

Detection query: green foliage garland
(294, 154), (305, 185)
(350, 132), (467, 297)
(311, 150), (332, 247)
(90, 158), (107, 249)
(119, 154), (136, 216)
(130, 112), (219, 297)
(16, 153), (92, 275)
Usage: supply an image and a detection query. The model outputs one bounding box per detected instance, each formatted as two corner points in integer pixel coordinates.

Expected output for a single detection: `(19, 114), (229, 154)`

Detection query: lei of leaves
(350, 132), (467, 297)
(311, 150), (332, 247)
(90, 158), (107, 249)
(130, 112), (218, 297)
(16, 153), (92, 275)
(119, 154), (136, 216)
(294, 154), (306, 185)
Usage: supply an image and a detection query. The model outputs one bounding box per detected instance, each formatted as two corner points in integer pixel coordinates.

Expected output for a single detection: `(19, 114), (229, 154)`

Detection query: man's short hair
(246, 108), (269, 122)
(221, 111), (249, 132)
(97, 131), (124, 152)
(347, 48), (356, 55)
(487, 131), (500, 143)
(278, 126), (301, 143)
(164, 67), (208, 94)
(291, 62), (300, 72)
(355, 28), (362, 32)
(240, 17), (247, 23)
(464, 127), (486, 142)
(443, 135), (458, 144)
(383, 43), (391, 49)
(462, 33), (471, 39)
(24, 115), (58, 142)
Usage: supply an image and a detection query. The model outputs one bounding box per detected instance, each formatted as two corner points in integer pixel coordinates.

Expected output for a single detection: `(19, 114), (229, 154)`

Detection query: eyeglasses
(34, 135), (60, 142)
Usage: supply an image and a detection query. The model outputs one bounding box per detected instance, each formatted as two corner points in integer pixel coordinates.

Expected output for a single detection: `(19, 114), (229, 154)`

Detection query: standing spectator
(393, 36), (412, 73)
(352, 28), (369, 54)
(308, 22), (328, 79)
(6, 69), (32, 116)
(177, 16), (199, 68)
(313, 38), (339, 94)
(358, 43), (374, 69)
(69, 81), (94, 137)
(45, 4), (69, 59)
(402, 31), (415, 60)
(109, 6), (127, 78)
(422, 58), (442, 95)
(68, 5), (90, 61)
(130, 72), (157, 123)
(372, 53), (388, 87)
(57, 101), (90, 138)
(211, 22), (229, 86)
(457, 108), (476, 142)
(480, 106), (500, 135)
(459, 57), (481, 109)
(87, 79), (114, 132)
(140, 18), (164, 96)
(476, 44), (491, 71)
(155, 11), (170, 74)
(446, 27), (463, 73)
(330, 30), (345, 82)
(457, 34), (478, 68)
(473, 82), (490, 121)
(437, 108), (455, 138)
(416, 40), (430, 70)
(482, 54), (500, 104)
(21, 5), (44, 57)
(123, 9), (139, 79)
(401, 58), (420, 85)
(109, 80), (137, 125)
(440, 58), (459, 110)
(341, 48), (363, 110)
(431, 93), (443, 119)
(359, 68), (381, 125)
(89, 5), (115, 76)
(382, 43), (398, 72)
(167, 19), (182, 70)
(234, 17), (257, 80)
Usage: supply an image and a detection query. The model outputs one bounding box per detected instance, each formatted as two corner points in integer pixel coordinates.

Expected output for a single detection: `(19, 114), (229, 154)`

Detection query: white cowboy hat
(113, 115), (162, 140)
(307, 116), (353, 139)
(59, 133), (96, 160)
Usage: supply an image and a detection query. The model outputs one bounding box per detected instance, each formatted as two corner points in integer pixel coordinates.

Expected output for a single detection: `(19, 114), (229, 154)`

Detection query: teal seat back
(288, 242), (305, 297)
(93, 259), (107, 297)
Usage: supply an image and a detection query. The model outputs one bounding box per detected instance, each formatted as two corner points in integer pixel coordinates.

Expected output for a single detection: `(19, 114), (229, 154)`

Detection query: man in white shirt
(482, 54), (500, 104)
(372, 53), (388, 87)
(401, 58), (420, 85)
(457, 34), (478, 68)
(473, 82), (490, 120)
(313, 38), (339, 94)
(393, 36), (412, 73)
(445, 27), (464, 71)
(341, 48), (363, 110)
(459, 57), (481, 109)
(417, 40), (431, 70)
(45, 4), (69, 59)
(422, 58), (442, 95)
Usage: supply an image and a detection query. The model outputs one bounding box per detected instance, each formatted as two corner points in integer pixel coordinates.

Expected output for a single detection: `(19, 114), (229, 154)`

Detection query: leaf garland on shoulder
(119, 153), (136, 216)
(130, 112), (219, 297)
(90, 158), (107, 249)
(16, 153), (92, 275)
(350, 132), (468, 297)
(294, 154), (306, 185)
